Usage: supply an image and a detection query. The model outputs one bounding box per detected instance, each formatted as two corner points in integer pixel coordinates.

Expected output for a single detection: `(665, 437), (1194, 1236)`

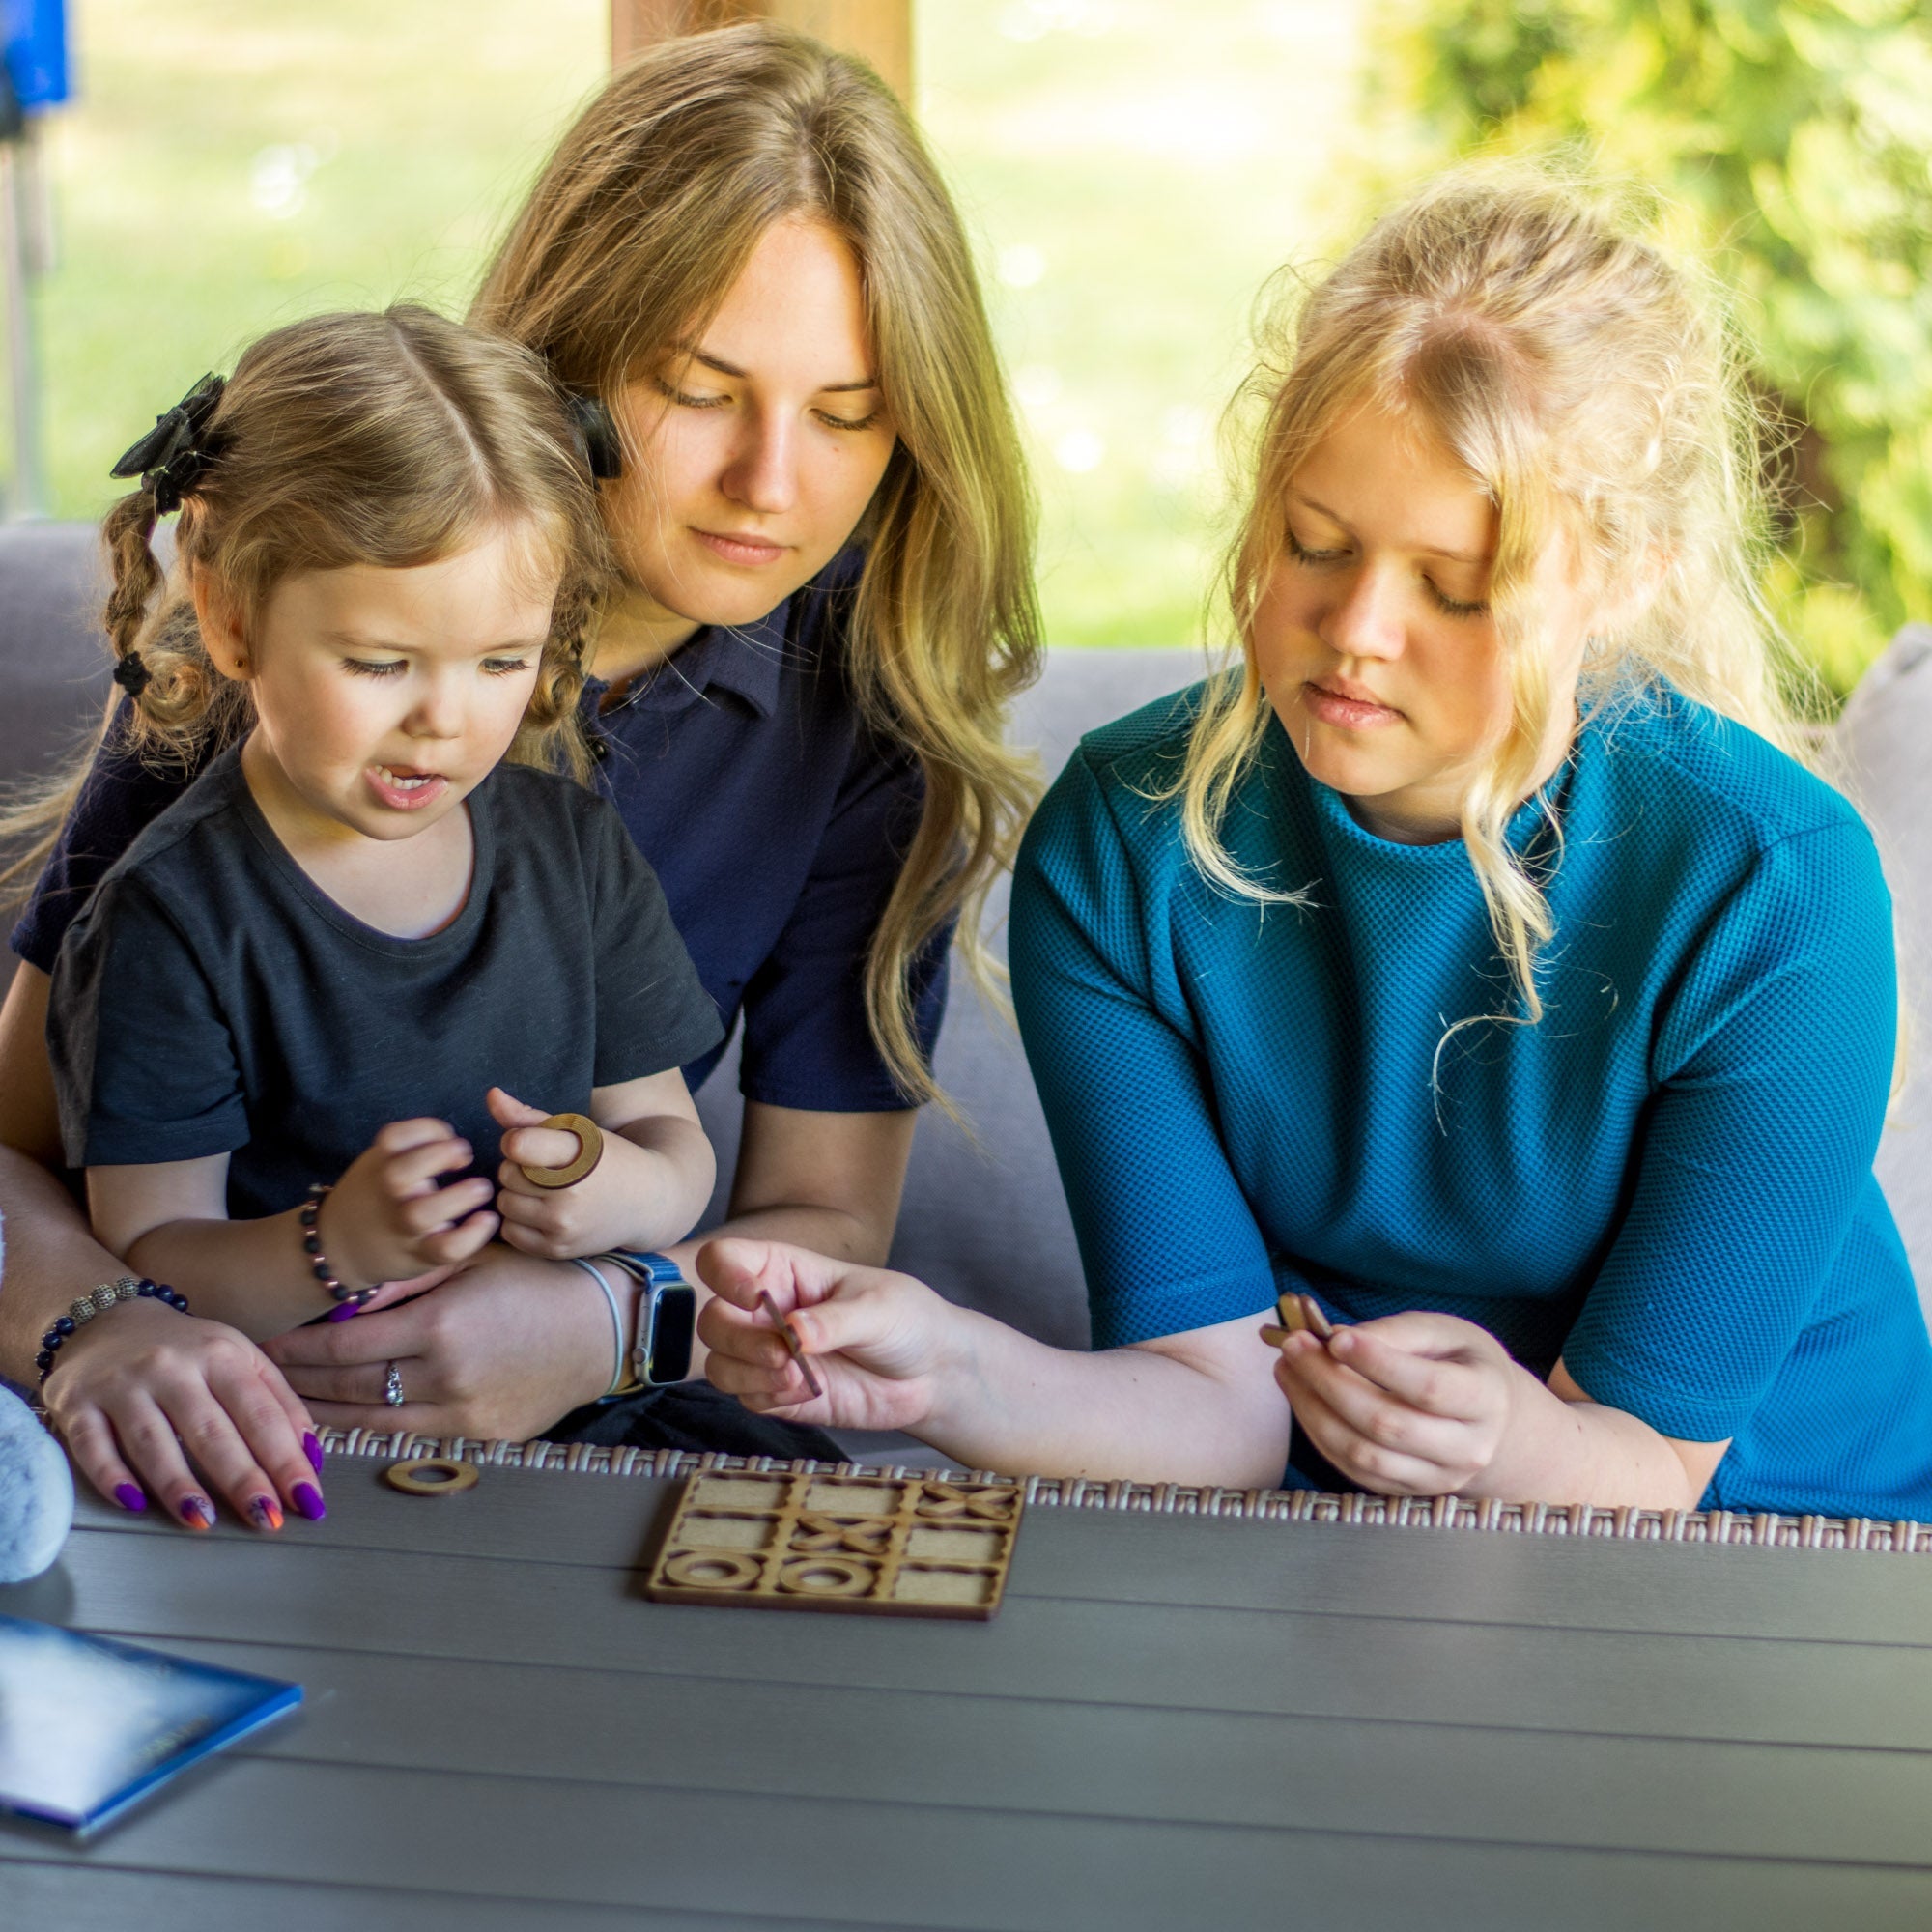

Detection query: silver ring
(384, 1361), (405, 1408)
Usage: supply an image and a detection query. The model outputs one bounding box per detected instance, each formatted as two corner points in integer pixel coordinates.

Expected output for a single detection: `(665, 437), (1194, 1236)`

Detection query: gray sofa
(3, 522), (1928, 1361)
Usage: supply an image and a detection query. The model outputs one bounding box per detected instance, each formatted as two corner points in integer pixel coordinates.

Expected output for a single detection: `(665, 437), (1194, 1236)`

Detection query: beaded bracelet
(38, 1275), (190, 1385)
(299, 1182), (381, 1316)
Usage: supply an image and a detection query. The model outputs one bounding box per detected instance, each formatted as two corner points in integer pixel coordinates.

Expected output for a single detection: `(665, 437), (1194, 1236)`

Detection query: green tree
(1363, 0), (1932, 695)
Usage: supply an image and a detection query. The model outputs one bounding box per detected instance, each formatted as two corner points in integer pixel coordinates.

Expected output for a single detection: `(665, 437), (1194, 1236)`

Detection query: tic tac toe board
(643, 1468), (1024, 1618)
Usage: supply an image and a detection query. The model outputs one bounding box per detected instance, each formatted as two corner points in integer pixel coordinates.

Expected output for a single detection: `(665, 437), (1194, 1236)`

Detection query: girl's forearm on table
(908, 1304), (1292, 1489)
(1482, 1368), (1724, 1511)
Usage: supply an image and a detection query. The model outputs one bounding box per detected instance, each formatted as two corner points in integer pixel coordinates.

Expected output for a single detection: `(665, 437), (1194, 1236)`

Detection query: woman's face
(1251, 401), (1595, 844)
(604, 217), (897, 639)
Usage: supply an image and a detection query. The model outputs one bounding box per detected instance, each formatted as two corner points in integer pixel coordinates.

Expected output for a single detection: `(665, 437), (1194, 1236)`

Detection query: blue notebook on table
(0, 1614), (301, 1834)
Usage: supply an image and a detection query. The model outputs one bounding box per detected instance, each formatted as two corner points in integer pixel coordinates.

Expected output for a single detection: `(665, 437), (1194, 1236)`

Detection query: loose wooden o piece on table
(384, 1456), (480, 1497)
(519, 1112), (604, 1189)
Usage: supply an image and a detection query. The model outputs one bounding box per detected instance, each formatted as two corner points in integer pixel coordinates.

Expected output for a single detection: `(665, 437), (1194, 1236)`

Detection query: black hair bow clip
(564, 390), (622, 482)
(110, 373), (226, 515)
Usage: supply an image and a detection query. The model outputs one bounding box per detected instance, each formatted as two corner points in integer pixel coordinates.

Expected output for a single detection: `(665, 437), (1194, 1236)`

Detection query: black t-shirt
(47, 741), (724, 1218)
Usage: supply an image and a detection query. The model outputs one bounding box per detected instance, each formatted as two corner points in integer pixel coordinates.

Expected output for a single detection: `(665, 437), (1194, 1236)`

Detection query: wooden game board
(643, 1469), (1024, 1619)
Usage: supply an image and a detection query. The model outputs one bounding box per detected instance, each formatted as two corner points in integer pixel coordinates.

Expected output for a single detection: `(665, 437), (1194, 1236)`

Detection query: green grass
(920, 1), (1366, 645)
(14, 0), (1367, 649)
(20, 0), (609, 522)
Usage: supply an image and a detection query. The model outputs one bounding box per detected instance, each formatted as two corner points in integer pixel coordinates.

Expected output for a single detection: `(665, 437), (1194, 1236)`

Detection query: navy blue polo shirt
(14, 547), (946, 1113)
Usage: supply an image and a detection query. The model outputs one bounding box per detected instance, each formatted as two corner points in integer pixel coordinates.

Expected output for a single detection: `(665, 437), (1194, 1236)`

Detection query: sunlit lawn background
(15, 0), (1364, 649)
(11, 0), (1932, 680)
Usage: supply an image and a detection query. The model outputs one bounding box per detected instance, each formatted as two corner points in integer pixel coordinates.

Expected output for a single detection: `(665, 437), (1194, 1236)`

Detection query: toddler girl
(43, 308), (722, 1442)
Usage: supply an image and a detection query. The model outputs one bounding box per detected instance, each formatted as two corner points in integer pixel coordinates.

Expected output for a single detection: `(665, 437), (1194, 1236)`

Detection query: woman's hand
(261, 1241), (617, 1442)
(44, 1299), (327, 1531)
(486, 1086), (698, 1259)
(696, 1236), (953, 1435)
(1271, 1311), (1528, 1497)
(325, 1118), (499, 1292)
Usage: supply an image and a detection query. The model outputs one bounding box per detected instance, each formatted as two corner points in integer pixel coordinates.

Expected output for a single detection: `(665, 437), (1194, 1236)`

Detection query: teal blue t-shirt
(1009, 677), (1932, 1519)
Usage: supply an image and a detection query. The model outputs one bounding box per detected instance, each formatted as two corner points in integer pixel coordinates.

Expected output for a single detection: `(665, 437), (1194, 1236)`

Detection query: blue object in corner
(2, 0), (70, 111)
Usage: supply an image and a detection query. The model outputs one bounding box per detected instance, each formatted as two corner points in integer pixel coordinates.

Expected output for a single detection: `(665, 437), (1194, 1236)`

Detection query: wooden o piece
(1299, 1294), (1336, 1342)
(664, 1549), (763, 1591)
(384, 1456), (480, 1497)
(1275, 1291), (1309, 1335)
(777, 1555), (874, 1597)
(519, 1112), (603, 1190)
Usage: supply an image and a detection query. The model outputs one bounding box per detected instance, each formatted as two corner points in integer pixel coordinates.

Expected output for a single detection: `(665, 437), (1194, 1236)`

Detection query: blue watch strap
(600, 1251), (695, 1388)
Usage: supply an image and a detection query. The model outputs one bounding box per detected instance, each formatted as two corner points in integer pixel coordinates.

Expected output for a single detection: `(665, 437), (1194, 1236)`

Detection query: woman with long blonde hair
(699, 166), (1932, 1520)
(0, 22), (1039, 1525)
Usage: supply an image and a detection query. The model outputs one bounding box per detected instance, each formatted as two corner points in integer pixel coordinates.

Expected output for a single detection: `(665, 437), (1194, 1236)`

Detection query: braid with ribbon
(102, 373), (228, 703)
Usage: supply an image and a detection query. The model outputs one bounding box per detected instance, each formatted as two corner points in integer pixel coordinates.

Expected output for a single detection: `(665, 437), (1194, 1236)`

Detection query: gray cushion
(0, 524), (112, 998)
(1835, 623), (1932, 1311)
(0, 521), (111, 790)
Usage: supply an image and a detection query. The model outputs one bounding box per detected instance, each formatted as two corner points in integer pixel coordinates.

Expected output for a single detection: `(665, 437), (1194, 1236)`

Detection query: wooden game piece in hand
(1261, 1290), (1338, 1349)
(757, 1289), (824, 1399)
(518, 1113), (603, 1189)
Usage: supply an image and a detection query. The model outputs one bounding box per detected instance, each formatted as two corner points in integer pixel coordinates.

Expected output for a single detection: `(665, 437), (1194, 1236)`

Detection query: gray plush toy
(0, 1211), (77, 1583)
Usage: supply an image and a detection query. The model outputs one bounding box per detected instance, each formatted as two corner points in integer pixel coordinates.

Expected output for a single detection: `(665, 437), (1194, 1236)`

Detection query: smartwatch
(601, 1251), (696, 1390)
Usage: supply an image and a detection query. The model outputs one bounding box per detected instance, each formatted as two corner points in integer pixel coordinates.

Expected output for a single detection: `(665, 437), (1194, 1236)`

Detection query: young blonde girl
(38, 307), (723, 1528)
(698, 165), (1932, 1522)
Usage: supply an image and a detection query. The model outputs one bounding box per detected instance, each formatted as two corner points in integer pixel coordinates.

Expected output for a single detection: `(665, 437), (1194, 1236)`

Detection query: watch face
(646, 1284), (696, 1384)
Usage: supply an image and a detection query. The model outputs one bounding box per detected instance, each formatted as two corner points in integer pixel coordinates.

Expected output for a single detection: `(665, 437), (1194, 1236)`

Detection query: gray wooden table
(4, 1432), (1932, 1931)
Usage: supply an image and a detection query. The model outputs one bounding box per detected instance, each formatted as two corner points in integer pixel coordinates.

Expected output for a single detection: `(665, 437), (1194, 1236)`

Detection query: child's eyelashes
(339, 656), (534, 679)
(1428, 585), (1490, 620)
(1286, 530), (1491, 620)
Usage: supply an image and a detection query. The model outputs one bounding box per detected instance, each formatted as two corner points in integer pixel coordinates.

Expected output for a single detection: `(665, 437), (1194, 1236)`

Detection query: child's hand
(323, 1118), (499, 1293)
(487, 1086), (688, 1260)
(1269, 1311), (1524, 1497)
(696, 1237), (950, 1434)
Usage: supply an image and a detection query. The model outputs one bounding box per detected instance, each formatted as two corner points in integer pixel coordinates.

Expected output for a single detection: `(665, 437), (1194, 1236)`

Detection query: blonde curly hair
(1173, 161), (1822, 1033)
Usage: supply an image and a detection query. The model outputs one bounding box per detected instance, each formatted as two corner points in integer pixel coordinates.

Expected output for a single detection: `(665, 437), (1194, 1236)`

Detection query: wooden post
(611, 1), (912, 99)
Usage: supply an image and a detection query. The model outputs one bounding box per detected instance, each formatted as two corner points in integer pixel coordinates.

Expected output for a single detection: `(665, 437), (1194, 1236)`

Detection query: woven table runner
(321, 1426), (1932, 1553)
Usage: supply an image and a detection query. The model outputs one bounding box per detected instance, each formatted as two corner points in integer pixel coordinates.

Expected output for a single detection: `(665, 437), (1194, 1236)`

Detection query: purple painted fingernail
(248, 1495), (285, 1532)
(325, 1302), (359, 1322)
(178, 1494), (216, 1529)
(291, 1482), (327, 1521)
(113, 1482), (148, 1513)
(302, 1432), (325, 1473)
